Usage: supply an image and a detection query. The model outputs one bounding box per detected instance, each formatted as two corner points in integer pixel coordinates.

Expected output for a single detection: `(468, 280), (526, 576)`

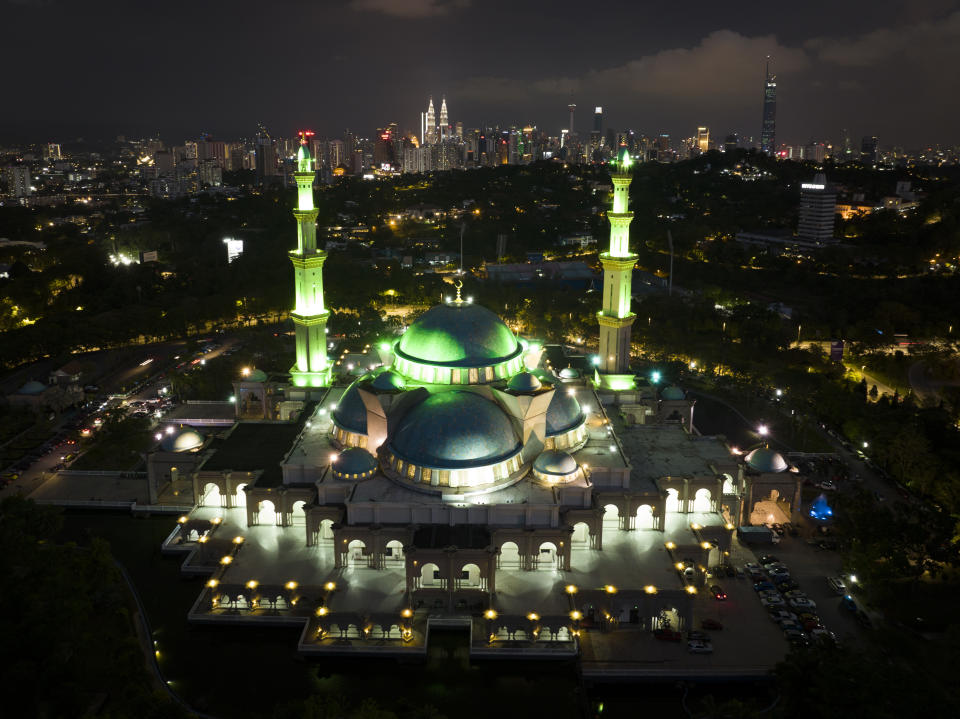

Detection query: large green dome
(395, 302), (521, 368)
(389, 391), (520, 468)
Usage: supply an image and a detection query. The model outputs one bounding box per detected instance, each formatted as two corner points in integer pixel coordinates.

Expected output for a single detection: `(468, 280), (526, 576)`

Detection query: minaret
(289, 133), (331, 389)
(439, 96), (448, 141)
(596, 148), (637, 385)
(426, 97), (436, 144)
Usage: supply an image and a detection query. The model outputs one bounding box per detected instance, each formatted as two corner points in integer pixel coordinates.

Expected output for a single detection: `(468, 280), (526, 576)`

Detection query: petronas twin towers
(421, 95), (449, 144)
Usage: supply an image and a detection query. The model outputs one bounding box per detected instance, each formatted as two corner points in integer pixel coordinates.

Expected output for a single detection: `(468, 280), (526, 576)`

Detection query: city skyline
(3, 0), (960, 147)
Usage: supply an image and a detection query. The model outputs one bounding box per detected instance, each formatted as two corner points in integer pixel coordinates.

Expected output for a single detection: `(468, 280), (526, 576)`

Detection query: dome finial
(453, 278), (463, 303)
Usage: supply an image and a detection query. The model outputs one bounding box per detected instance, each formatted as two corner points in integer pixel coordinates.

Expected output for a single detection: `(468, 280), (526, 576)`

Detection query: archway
(420, 562), (443, 588)
(721, 474), (736, 495)
(636, 504), (654, 530)
(665, 488), (680, 513)
(537, 541), (559, 570)
(603, 504), (620, 529)
(319, 519), (334, 543)
(499, 541), (521, 569)
(234, 483), (247, 508)
(201, 482), (221, 507)
(257, 499), (277, 526)
(385, 539), (404, 564)
(693, 488), (713, 513)
(291, 500), (307, 526)
(347, 539), (367, 567)
(571, 522), (590, 547)
(460, 563), (482, 588)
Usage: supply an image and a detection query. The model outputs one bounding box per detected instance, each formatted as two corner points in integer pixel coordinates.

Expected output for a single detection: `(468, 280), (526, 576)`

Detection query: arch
(665, 488), (680, 513)
(693, 488), (713, 513)
(635, 504), (654, 530)
(234, 482), (248, 508)
(257, 499), (277, 526)
(347, 539), (367, 567)
(571, 522), (590, 547)
(201, 482), (221, 507)
(602, 504), (620, 527)
(537, 541), (559, 570)
(385, 539), (404, 564)
(459, 563), (482, 588)
(319, 519), (334, 542)
(721, 474), (736, 495)
(291, 500), (307, 526)
(499, 541), (520, 569)
(420, 562), (443, 588)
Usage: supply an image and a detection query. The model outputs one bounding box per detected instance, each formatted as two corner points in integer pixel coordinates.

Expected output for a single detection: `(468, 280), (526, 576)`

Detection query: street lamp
(757, 424), (769, 437)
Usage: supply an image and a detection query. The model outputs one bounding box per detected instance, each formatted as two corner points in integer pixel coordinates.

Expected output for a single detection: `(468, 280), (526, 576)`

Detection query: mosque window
(396, 460), (404, 473)
(422, 468), (432, 483)
(439, 470), (450, 486)
(484, 367), (494, 382)
(359, 435), (367, 448)
(406, 464), (416, 479)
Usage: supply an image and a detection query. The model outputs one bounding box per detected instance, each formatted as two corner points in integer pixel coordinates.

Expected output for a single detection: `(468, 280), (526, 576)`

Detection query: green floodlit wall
(392, 354), (525, 385)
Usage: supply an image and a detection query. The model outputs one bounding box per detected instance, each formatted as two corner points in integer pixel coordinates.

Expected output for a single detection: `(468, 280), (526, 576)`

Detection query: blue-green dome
(745, 447), (788, 473)
(546, 389), (584, 436)
(395, 302), (521, 368)
(558, 367), (580, 379)
(161, 427), (204, 453)
(661, 385), (685, 400)
(332, 447), (378, 479)
(371, 370), (405, 391)
(507, 372), (541, 392)
(18, 380), (46, 395)
(533, 450), (578, 476)
(390, 391), (520, 468)
(245, 368), (267, 383)
(332, 379), (368, 434)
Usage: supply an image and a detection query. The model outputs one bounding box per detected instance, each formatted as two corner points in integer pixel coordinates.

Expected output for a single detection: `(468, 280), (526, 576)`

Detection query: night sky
(5, 0), (960, 146)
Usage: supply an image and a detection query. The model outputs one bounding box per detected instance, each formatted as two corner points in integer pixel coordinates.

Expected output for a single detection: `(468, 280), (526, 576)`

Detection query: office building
(4, 165), (31, 197)
(797, 173), (837, 245)
(760, 58), (776, 155)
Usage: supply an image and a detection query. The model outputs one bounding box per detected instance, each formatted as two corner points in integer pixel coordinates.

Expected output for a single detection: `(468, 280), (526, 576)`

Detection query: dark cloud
(349, 0), (470, 18)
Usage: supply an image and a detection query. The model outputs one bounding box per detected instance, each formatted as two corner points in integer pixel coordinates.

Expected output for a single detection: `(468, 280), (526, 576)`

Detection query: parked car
(769, 610), (796, 622)
(784, 629), (808, 646)
(700, 618), (723, 630)
(759, 555), (779, 565)
(827, 576), (847, 595)
(774, 579), (799, 592)
(754, 581), (776, 592)
(762, 596), (786, 607)
(687, 640), (714, 654)
(783, 590), (808, 600)
(790, 597), (817, 611)
(841, 595), (859, 613)
(820, 480), (836, 491)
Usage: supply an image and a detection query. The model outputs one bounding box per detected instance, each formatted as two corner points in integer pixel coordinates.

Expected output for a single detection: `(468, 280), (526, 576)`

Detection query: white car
(688, 640), (714, 654)
(761, 596), (785, 607)
(827, 576), (847, 595)
(790, 597), (817, 611)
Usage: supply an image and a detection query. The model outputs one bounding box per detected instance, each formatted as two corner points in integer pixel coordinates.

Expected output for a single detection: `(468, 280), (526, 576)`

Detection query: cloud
(460, 30), (809, 104)
(349, 0), (469, 18)
(808, 10), (960, 68)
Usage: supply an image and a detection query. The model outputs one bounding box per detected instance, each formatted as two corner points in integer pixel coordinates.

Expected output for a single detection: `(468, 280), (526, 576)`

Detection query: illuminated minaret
(597, 148), (637, 382)
(439, 96), (448, 140)
(289, 133), (331, 388)
(426, 97), (436, 144)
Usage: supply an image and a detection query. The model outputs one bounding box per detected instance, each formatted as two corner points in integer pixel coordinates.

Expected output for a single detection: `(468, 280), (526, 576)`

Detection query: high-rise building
(255, 124), (277, 181)
(439, 97), (448, 141)
(696, 126), (710, 153)
(760, 58), (777, 155)
(797, 173), (837, 245)
(44, 143), (61, 162)
(723, 134), (738, 153)
(568, 103), (576, 134)
(4, 165), (31, 197)
(860, 136), (879, 164)
(597, 149), (637, 386)
(289, 137), (331, 389)
(425, 97), (436, 144)
(593, 106), (602, 135)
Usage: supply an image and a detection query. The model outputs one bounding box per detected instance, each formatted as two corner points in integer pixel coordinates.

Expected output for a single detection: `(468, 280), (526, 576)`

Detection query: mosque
(158, 141), (803, 655)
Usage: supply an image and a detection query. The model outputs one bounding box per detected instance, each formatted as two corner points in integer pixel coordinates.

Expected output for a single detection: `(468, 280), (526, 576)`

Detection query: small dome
(18, 380), (47, 395)
(507, 372), (542, 392)
(558, 367), (580, 379)
(533, 450), (578, 476)
(745, 447), (788, 473)
(546, 389), (585, 436)
(332, 447), (378, 479)
(371, 370), (405, 391)
(390, 391), (520, 468)
(395, 302), (521, 368)
(661, 385), (685, 401)
(332, 379), (369, 434)
(161, 427), (204, 453)
(245, 369), (267, 383)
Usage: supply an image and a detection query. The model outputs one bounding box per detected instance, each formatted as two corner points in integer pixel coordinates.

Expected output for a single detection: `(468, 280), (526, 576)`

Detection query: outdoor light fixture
(527, 612), (540, 621)
(220, 555), (233, 565)
(757, 424), (769, 436)
(650, 371), (661, 384)
(676, 562), (685, 570)
(316, 607), (329, 616)
(285, 581), (298, 590)
(177, 516), (187, 524)
(604, 585), (617, 594)
(166, 426), (175, 435)
(246, 580), (258, 589)
(401, 608), (413, 618)
(325, 581), (336, 591)
(685, 586), (697, 594)
(701, 541), (712, 549)
(644, 585), (657, 594)
(241, 367), (251, 377)
(232, 536), (244, 545)
(484, 609), (497, 620)
(207, 579), (218, 588)
(665, 541), (676, 549)
(565, 584), (578, 594)
(862, 441), (869, 449)
(570, 610), (582, 620)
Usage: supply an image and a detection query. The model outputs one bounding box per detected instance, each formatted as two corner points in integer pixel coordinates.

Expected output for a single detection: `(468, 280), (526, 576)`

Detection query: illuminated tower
(289, 134), (331, 388)
(439, 96), (448, 141)
(426, 97), (436, 144)
(596, 149), (637, 386)
(760, 57), (777, 155)
(568, 103), (576, 133)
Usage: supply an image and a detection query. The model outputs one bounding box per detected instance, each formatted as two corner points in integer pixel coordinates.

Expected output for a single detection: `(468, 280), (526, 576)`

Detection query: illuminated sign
(223, 237), (244, 263)
(595, 106), (602, 113)
(801, 183), (826, 190)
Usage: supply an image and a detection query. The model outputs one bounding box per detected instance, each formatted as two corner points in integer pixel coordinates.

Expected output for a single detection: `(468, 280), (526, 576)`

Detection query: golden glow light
(484, 609), (497, 620)
(207, 579), (218, 588)
(316, 607), (329, 616)
(285, 581), (298, 590)
(570, 610), (582, 621)
(232, 536), (244, 544)
(565, 584), (578, 594)
(604, 585), (617, 594)
(685, 586), (697, 594)
(246, 580), (258, 589)
(324, 581), (336, 591)
(527, 612), (540, 621)
(401, 608), (413, 618)
(220, 555), (233, 565)
(644, 585), (657, 594)
(665, 541), (676, 549)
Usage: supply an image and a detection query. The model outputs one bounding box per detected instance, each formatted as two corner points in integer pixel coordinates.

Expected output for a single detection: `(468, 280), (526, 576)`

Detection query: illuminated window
(359, 435), (367, 448)
(468, 368), (478, 384)
(422, 468), (432, 483)
(407, 463), (416, 479)
(396, 460), (404, 474)
(439, 470), (450, 486)
(484, 367), (494, 382)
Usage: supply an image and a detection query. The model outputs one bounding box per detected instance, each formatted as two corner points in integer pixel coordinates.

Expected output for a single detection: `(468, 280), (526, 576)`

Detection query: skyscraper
(797, 173), (837, 245)
(597, 149), (637, 385)
(4, 165), (31, 197)
(568, 103), (576, 134)
(696, 127), (710, 153)
(425, 97), (436, 144)
(289, 135), (331, 388)
(760, 58), (777, 155)
(860, 136), (879, 164)
(593, 106), (603, 135)
(439, 97), (448, 141)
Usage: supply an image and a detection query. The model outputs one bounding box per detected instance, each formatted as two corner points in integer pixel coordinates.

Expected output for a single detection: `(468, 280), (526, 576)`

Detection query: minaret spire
(289, 130), (331, 389)
(595, 148), (638, 388)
